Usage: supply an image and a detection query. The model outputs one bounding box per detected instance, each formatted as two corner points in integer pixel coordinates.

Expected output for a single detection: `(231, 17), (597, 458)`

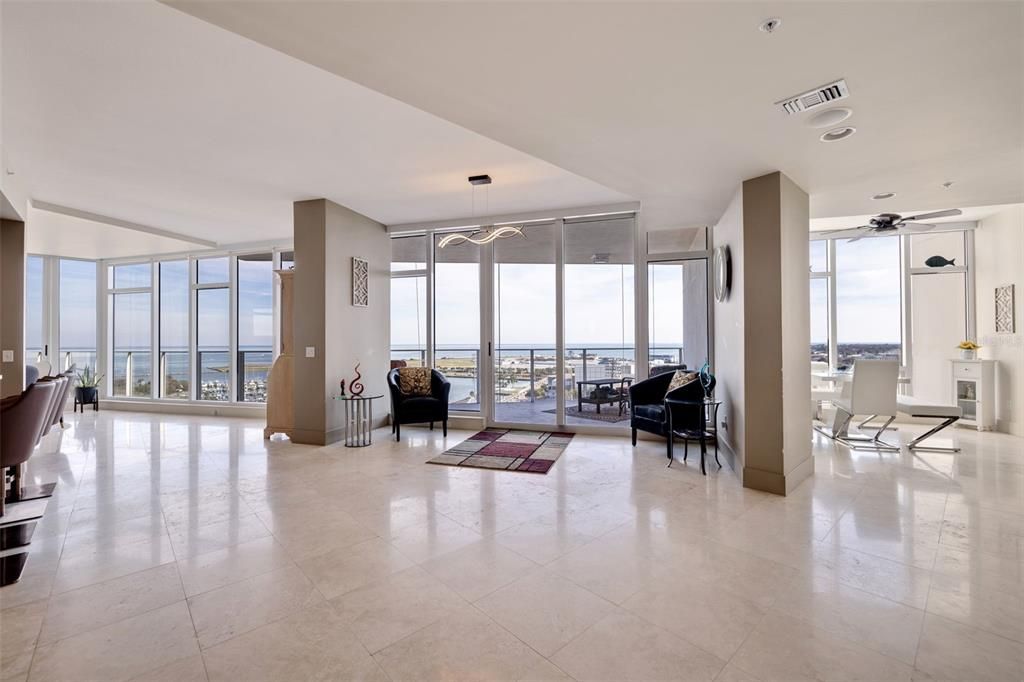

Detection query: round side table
(334, 394), (383, 447)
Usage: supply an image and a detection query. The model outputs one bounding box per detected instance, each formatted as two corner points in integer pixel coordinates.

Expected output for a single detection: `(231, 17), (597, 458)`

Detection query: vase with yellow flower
(957, 340), (980, 360)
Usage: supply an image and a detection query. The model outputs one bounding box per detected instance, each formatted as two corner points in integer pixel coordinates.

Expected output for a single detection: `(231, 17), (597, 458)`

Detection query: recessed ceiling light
(759, 18), (781, 33)
(819, 126), (857, 142)
(872, 192), (896, 200)
(807, 107), (852, 129)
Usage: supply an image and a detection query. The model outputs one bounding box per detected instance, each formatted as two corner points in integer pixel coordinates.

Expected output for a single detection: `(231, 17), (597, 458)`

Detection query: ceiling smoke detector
(819, 126), (857, 142)
(872, 192), (896, 200)
(759, 18), (782, 34)
(777, 79), (850, 115)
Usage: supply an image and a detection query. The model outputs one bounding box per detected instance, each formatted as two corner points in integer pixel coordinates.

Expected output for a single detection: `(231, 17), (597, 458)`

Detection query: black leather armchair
(387, 368), (451, 441)
(629, 370), (715, 447)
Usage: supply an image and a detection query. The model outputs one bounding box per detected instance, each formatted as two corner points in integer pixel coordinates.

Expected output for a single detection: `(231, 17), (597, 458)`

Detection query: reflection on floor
(1, 410), (1022, 681)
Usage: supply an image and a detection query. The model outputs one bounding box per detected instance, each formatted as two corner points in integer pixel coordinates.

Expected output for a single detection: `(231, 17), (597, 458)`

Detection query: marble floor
(1, 411), (1022, 682)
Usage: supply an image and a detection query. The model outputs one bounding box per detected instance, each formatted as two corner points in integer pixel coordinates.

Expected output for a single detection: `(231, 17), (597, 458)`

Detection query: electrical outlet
(305, 346), (316, 358)
(1, 350), (13, 362)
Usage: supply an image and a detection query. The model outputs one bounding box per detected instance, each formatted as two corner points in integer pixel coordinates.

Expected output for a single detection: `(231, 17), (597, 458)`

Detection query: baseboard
(717, 438), (739, 473)
(101, 400), (266, 419)
(784, 455), (815, 494)
(290, 428), (327, 446)
(742, 466), (786, 496)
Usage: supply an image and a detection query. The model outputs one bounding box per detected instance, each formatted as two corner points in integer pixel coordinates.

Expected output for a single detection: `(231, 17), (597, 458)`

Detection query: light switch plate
(2, 350), (13, 362)
(305, 346), (316, 358)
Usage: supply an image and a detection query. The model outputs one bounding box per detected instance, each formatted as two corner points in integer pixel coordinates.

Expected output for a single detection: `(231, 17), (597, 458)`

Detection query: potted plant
(75, 367), (103, 406)
(956, 340), (980, 360)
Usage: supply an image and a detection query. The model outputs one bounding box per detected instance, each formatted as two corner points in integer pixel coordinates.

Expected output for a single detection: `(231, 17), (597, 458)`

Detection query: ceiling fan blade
(900, 208), (962, 222)
(900, 222), (937, 232)
(818, 225), (871, 236)
(846, 234), (867, 243)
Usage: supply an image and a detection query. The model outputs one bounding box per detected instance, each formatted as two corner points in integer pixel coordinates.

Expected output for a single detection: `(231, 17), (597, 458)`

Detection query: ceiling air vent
(777, 79), (849, 115)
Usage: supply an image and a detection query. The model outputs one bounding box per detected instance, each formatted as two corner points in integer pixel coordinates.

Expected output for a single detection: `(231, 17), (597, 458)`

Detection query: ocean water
(111, 348), (273, 389)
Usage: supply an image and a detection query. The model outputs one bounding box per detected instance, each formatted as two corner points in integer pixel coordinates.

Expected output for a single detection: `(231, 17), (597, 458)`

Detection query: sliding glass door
(564, 217), (635, 426)
(492, 222), (558, 425)
(387, 212), (655, 431)
(434, 232), (481, 412)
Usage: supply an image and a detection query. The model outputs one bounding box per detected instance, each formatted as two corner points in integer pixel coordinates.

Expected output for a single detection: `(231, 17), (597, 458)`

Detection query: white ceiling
(3, 2), (1021, 253)
(166, 0), (1024, 230)
(25, 205), (212, 260)
(0, 1), (628, 248)
(810, 203), (1021, 233)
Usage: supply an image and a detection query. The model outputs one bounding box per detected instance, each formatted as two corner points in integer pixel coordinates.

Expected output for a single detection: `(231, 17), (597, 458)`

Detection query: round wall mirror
(713, 245), (731, 302)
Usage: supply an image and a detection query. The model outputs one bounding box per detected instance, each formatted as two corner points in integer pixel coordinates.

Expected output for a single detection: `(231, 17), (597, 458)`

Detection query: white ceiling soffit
(1, 2), (628, 246)
(809, 203), (1020, 233)
(25, 204), (210, 260)
(165, 1), (1024, 228)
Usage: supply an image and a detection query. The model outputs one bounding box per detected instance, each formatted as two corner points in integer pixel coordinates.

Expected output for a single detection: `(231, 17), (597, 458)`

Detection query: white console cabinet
(950, 359), (996, 431)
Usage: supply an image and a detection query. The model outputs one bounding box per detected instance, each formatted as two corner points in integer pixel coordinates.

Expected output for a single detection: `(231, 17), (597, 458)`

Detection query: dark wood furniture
(576, 377), (632, 415)
(665, 397), (722, 475)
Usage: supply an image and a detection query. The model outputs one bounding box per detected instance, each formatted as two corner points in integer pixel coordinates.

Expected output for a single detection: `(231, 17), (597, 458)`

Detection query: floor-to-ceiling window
(58, 259), (97, 373)
(195, 257), (231, 401)
(103, 248), (288, 405)
(390, 235), (428, 367)
(434, 232), (480, 411)
(25, 255), (46, 367)
(109, 263), (153, 397)
(159, 260), (190, 399)
(809, 228), (974, 400)
(809, 240), (830, 367)
(645, 226), (710, 378)
(565, 217), (635, 425)
(647, 260), (708, 374)
(388, 211), (653, 430)
(493, 222), (557, 425)
(835, 236), (903, 368)
(237, 253), (274, 402)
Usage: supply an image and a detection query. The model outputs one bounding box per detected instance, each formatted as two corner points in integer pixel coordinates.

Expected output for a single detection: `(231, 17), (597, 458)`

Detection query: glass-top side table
(333, 394), (383, 447)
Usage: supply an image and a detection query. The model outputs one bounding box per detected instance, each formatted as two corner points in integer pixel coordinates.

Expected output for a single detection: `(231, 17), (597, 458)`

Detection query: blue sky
(29, 256), (275, 354)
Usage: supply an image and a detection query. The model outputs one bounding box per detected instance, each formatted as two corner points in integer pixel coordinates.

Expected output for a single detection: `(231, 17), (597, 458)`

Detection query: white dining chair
(829, 359), (899, 450)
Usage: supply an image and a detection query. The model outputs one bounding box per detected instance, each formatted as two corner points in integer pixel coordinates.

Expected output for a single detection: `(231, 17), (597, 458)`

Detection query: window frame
(808, 226), (977, 390)
(388, 206), (668, 432)
(99, 244), (292, 407)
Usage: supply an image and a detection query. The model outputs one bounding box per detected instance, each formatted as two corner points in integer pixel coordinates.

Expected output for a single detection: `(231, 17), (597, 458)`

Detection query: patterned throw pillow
(665, 370), (698, 397)
(397, 367), (432, 396)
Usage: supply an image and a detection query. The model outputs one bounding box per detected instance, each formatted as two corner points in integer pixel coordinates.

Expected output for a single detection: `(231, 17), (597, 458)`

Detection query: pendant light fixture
(439, 175), (524, 248)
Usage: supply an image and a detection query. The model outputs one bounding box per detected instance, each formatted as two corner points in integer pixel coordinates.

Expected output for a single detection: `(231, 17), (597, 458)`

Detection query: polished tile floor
(1, 411), (1022, 681)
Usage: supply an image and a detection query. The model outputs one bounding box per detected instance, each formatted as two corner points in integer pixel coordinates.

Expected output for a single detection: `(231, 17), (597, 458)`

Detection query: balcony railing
(390, 346), (685, 407)
(112, 350), (152, 398)
(238, 349), (273, 402)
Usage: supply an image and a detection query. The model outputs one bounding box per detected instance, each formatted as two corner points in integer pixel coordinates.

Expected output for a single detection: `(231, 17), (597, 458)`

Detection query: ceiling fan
(819, 209), (963, 242)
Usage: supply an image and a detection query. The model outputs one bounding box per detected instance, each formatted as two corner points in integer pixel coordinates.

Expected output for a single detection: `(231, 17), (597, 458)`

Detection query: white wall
(292, 198), (389, 445)
(711, 188), (744, 468)
(975, 204), (1024, 436)
(323, 201), (390, 440)
(778, 173), (812, 480)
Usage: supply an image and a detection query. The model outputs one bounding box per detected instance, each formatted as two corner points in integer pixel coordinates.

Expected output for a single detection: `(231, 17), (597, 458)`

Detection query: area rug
(543, 406), (629, 423)
(427, 429), (574, 474)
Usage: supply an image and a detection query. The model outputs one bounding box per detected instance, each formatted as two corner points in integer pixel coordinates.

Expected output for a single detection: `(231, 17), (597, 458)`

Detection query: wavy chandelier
(437, 225), (523, 248)
(438, 174), (526, 249)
